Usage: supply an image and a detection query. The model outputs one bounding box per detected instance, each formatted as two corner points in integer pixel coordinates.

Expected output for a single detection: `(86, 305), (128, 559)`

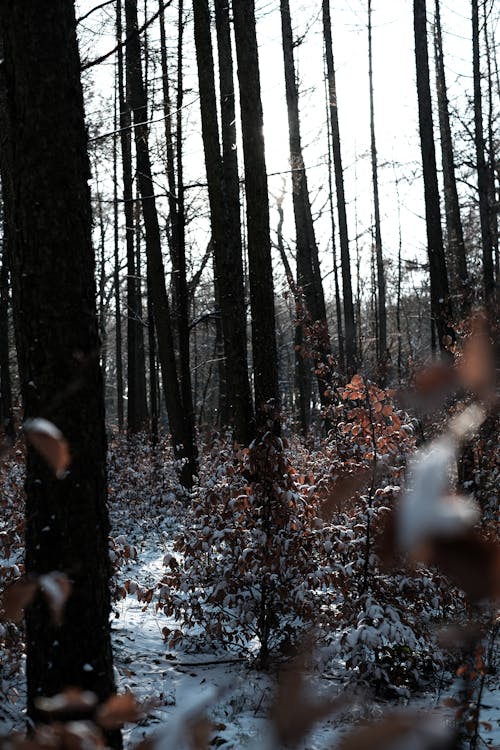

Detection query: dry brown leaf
(2, 577), (38, 623)
(271, 662), (348, 745)
(97, 692), (143, 730)
(39, 572), (72, 625)
(24, 418), (70, 478)
(321, 468), (373, 518)
(459, 313), (496, 397)
(337, 713), (453, 750)
(429, 532), (500, 603)
(186, 716), (213, 750)
(35, 687), (98, 715)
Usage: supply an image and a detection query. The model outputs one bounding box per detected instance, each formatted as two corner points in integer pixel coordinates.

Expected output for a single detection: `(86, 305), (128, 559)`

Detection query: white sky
(76, 0), (496, 307)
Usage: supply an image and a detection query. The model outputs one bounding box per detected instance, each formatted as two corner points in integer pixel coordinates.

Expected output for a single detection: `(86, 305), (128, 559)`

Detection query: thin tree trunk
(413, 0), (453, 351)
(116, 0), (144, 433)
(322, 0), (357, 375)
(280, 0), (331, 410)
(0, 204), (13, 440)
(133, 196), (149, 423)
(124, 0), (196, 486)
(0, 3), (120, 743)
(193, 0), (254, 442)
(113, 70), (124, 431)
(483, 0), (498, 287)
(472, 0), (495, 302)
(232, 0), (280, 435)
(368, 0), (387, 373)
(434, 0), (469, 313)
(158, 0), (181, 337)
(274, 189), (311, 434)
(324, 68), (345, 374)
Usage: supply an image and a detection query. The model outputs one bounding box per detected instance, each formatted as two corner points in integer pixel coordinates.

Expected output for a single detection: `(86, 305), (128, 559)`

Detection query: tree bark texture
(0, 3), (119, 743)
(232, 0), (280, 433)
(434, 0), (469, 312)
(413, 0), (453, 350)
(192, 0), (254, 443)
(124, 0), (197, 484)
(280, 0), (331, 408)
(322, 0), (357, 375)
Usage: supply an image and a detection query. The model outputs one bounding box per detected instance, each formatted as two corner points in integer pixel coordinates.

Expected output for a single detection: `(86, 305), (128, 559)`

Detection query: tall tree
(0, 3), (119, 744)
(116, 0), (148, 432)
(112, 73), (124, 431)
(413, 0), (453, 350)
(472, 0), (495, 301)
(322, 0), (357, 375)
(483, 0), (499, 281)
(192, 0), (254, 444)
(232, 0), (280, 433)
(280, 0), (331, 411)
(434, 0), (469, 312)
(124, 0), (196, 485)
(368, 0), (387, 370)
(0, 194), (13, 440)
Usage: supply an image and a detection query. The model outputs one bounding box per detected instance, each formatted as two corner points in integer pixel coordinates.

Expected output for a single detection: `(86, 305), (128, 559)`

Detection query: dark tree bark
(0, 3), (119, 744)
(434, 0), (469, 313)
(323, 66), (345, 372)
(483, 1), (499, 282)
(368, 0), (387, 371)
(193, 0), (254, 443)
(413, 0), (453, 350)
(232, 0), (280, 434)
(133, 197), (149, 423)
(273, 189), (311, 434)
(322, 0), (357, 375)
(280, 0), (331, 410)
(0, 201), (14, 440)
(124, 0), (196, 485)
(116, 0), (147, 433)
(113, 76), (124, 431)
(472, 0), (495, 301)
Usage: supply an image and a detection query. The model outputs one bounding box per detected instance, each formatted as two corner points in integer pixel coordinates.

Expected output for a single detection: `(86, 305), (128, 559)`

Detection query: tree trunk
(0, 3), (120, 744)
(472, 0), (495, 301)
(322, 0), (357, 375)
(483, 1), (499, 283)
(434, 0), (469, 313)
(368, 0), (387, 373)
(280, 0), (331, 409)
(124, 0), (196, 486)
(116, 0), (146, 433)
(232, 0), (280, 434)
(113, 73), (124, 431)
(133, 197), (149, 423)
(0, 201), (14, 440)
(413, 0), (453, 351)
(193, 0), (254, 443)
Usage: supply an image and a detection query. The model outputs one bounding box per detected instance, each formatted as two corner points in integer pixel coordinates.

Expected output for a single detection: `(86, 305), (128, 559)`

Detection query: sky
(76, 0), (496, 309)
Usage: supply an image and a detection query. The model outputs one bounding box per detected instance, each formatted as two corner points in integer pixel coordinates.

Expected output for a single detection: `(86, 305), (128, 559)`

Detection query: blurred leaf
(39, 572), (72, 625)
(2, 577), (38, 623)
(97, 691), (143, 729)
(24, 418), (70, 478)
(35, 687), (98, 714)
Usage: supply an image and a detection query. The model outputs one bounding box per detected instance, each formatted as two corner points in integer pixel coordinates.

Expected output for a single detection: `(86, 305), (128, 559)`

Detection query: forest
(0, 0), (498, 748)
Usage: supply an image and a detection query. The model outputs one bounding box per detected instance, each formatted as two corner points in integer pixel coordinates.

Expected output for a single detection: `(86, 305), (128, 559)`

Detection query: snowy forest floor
(0, 427), (499, 749)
